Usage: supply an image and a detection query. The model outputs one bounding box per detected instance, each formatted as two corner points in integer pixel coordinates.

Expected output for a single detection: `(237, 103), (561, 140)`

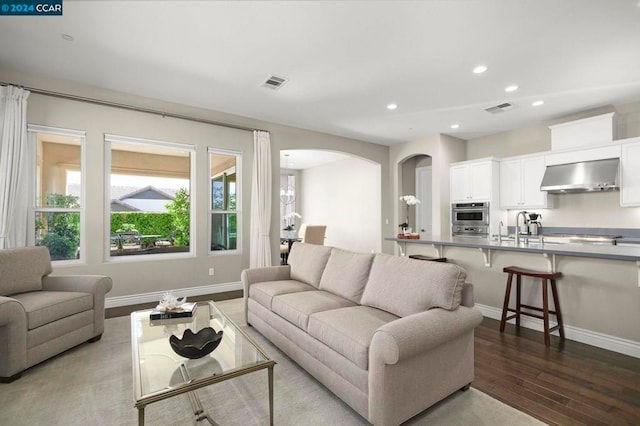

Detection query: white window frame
(28, 124), (86, 265)
(104, 133), (196, 262)
(209, 147), (242, 256)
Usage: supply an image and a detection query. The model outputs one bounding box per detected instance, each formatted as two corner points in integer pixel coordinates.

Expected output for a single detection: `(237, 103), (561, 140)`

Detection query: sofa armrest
(41, 275), (113, 337)
(241, 265), (290, 324)
(241, 265), (291, 288)
(370, 306), (483, 365)
(0, 296), (27, 379)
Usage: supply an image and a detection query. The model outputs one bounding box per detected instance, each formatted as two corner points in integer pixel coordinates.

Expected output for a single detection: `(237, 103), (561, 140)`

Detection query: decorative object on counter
(397, 233), (420, 239)
(282, 211), (302, 238)
(399, 195), (421, 235)
(150, 292), (197, 320)
(169, 327), (224, 359)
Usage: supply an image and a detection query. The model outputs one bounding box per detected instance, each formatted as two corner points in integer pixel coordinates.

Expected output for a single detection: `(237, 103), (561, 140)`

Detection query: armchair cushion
(11, 291), (93, 330)
(0, 246), (52, 296)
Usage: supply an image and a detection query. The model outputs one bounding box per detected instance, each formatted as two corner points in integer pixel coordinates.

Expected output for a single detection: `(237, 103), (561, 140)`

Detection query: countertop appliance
(528, 213), (542, 236)
(451, 202), (489, 237)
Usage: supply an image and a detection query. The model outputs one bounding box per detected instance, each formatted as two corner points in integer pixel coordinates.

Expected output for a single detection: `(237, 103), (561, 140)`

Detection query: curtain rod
(1, 81), (265, 133)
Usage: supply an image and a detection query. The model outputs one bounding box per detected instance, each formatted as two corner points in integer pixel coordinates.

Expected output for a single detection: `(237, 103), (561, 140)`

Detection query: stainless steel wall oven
(451, 202), (489, 236)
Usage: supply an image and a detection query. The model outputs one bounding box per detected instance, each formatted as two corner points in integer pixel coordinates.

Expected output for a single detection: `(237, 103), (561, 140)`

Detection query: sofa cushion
(319, 248), (374, 303)
(287, 243), (332, 288)
(360, 254), (466, 317)
(307, 306), (399, 370)
(271, 290), (356, 331)
(11, 291), (93, 330)
(0, 247), (52, 296)
(249, 280), (316, 311)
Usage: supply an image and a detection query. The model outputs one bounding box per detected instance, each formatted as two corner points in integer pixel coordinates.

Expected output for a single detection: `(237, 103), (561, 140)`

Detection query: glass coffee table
(131, 301), (275, 425)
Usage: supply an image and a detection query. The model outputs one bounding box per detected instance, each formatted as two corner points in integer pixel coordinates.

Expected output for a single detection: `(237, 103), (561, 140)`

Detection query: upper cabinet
(620, 137), (640, 207)
(450, 158), (499, 202)
(500, 154), (553, 209)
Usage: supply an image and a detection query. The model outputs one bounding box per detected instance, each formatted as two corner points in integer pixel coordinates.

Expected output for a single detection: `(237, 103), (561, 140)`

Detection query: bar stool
(500, 266), (565, 346)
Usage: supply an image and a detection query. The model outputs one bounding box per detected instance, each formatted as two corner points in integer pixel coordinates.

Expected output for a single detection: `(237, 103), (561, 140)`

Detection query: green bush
(36, 194), (80, 260)
(110, 213), (175, 241)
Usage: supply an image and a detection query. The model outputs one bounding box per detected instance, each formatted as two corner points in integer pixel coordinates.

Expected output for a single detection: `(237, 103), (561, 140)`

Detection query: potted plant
(282, 212), (301, 238)
(399, 195), (421, 235)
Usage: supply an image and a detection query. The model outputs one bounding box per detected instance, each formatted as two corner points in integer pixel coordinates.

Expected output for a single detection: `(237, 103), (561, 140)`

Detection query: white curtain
(250, 130), (272, 267)
(0, 85), (30, 249)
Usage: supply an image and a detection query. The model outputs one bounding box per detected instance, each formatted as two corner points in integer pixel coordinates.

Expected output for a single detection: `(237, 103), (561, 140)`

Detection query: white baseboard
(105, 281), (243, 309)
(476, 303), (640, 359)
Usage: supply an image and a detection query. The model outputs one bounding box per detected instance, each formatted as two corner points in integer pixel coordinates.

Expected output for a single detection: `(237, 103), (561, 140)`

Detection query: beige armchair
(0, 246), (112, 382)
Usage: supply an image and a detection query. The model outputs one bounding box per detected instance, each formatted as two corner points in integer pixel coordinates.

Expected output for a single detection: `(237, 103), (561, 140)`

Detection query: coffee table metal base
(136, 363), (274, 425)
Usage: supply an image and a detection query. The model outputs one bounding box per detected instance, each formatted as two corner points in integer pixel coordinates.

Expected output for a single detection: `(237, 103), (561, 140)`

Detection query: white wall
(300, 156), (381, 253)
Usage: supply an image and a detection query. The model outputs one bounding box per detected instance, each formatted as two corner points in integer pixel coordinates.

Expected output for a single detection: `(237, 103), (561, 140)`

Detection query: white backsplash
(505, 191), (640, 229)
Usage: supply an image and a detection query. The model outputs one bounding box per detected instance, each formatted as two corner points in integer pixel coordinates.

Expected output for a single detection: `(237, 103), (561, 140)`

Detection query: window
(29, 125), (85, 261)
(209, 148), (241, 253)
(105, 134), (194, 258)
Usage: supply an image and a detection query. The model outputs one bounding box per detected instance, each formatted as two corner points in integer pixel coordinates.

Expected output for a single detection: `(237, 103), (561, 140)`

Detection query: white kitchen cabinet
(450, 159), (497, 202)
(500, 155), (553, 209)
(620, 137), (640, 206)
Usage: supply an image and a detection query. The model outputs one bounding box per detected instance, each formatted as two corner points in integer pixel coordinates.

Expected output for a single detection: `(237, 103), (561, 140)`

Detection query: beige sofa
(242, 243), (483, 426)
(0, 246), (113, 382)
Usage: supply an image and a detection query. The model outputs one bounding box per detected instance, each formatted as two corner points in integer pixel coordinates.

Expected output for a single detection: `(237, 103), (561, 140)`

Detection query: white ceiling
(1, 1), (640, 146)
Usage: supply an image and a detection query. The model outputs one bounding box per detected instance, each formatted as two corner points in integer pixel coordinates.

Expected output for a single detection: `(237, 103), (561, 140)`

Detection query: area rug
(0, 299), (544, 425)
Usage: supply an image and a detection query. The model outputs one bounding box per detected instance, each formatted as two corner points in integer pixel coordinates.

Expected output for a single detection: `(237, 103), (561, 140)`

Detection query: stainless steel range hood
(540, 158), (619, 193)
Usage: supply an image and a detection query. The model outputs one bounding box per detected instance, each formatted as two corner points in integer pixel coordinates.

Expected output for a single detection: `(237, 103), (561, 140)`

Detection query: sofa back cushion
(0, 246), (52, 296)
(287, 243), (332, 288)
(319, 248), (374, 303)
(360, 253), (466, 317)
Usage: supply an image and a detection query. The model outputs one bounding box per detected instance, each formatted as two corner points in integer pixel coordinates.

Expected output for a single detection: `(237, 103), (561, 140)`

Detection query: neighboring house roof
(110, 199), (140, 212)
(117, 185), (175, 200)
(109, 185), (177, 213)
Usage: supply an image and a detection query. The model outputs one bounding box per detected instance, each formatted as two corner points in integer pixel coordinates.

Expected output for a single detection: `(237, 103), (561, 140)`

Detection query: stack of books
(150, 302), (198, 321)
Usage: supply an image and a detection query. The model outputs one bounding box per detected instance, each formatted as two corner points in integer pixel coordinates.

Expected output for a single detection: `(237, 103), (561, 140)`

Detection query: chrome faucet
(498, 220), (504, 243)
(515, 211), (528, 245)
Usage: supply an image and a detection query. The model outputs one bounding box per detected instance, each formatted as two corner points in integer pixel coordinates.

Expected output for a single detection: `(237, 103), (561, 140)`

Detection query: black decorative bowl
(169, 327), (223, 359)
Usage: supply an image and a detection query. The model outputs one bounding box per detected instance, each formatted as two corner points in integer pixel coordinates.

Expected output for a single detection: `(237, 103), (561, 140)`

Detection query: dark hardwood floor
(473, 317), (640, 425)
(107, 295), (640, 425)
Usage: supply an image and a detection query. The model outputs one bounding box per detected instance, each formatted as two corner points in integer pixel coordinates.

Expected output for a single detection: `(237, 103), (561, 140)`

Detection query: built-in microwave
(451, 202), (489, 236)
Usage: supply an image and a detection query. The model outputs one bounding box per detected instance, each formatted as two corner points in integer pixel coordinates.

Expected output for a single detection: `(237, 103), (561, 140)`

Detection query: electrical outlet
(208, 267), (215, 276)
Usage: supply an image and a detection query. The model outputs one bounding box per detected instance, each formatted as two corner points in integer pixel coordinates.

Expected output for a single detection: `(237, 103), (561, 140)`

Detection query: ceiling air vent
(262, 75), (288, 90)
(485, 102), (515, 114)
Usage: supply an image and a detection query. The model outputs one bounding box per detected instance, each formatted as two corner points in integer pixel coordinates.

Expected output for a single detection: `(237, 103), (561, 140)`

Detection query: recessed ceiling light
(450, 124), (460, 129)
(61, 34), (74, 42)
(505, 85), (519, 92)
(387, 103), (398, 110)
(473, 65), (488, 74)
(532, 100), (544, 107)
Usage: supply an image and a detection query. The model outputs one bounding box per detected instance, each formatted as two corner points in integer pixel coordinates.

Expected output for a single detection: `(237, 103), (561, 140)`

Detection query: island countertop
(385, 235), (640, 262)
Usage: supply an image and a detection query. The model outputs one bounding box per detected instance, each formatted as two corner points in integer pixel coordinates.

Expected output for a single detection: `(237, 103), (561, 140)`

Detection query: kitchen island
(386, 235), (640, 357)
(386, 235), (640, 274)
